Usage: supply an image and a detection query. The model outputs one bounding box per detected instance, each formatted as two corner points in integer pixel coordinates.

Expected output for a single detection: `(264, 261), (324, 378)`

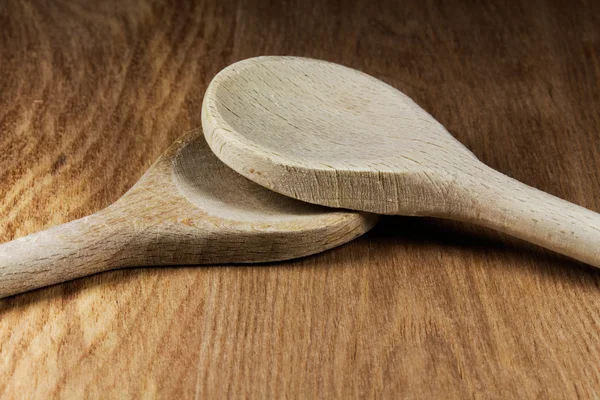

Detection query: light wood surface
(2, 0), (600, 398)
(0, 129), (375, 298)
(203, 56), (600, 267)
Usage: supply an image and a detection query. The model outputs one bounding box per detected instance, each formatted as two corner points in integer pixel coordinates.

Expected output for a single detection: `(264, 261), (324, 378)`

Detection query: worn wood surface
(1, 0), (600, 398)
(0, 127), (375, 299)
(203, 55), (600, 267)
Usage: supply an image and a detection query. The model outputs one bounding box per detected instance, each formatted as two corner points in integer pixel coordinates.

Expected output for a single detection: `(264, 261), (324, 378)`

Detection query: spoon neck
(452, 166), (600, 267)
(0, 201), (215, 298)
(0, 209), (129, 298)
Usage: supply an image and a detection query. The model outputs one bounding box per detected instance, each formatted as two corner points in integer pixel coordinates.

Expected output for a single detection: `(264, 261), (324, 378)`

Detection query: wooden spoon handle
(460, 166), (600, 267)
(0, 209), (127, 298)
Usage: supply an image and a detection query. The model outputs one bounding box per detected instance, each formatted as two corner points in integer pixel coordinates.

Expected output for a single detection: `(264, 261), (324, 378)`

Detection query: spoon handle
(0, 209), (127, 298)
(461, 166), (600, 267)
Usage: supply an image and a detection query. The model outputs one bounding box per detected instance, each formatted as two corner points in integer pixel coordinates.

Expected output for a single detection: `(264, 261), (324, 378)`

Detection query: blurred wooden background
(1, 0), (600, 398)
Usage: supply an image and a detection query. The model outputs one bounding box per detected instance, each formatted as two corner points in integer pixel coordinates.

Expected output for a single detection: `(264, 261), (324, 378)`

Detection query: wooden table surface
(2, 0), (600, 398)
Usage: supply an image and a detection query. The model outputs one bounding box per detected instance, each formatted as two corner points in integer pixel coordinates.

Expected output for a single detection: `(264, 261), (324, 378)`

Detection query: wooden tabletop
(1, 0), (600, 398)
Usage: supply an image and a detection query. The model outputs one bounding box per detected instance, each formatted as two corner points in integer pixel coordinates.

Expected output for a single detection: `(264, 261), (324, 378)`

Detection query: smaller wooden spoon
(202, 56), (600, 267)
(0, 129), (376, 298)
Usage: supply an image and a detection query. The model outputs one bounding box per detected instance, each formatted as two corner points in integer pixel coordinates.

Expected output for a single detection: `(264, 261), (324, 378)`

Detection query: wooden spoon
(0, 129), (377, 298)
(202, 56), (600, 267)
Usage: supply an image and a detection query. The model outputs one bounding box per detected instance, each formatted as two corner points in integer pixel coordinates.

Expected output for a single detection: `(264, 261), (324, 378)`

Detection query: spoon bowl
(0, 129), (377, 298)
(202, 56), (480, 215)
(202, 56), (600, 267)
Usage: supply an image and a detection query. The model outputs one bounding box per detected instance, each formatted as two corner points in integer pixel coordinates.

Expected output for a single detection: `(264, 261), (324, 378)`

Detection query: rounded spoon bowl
(0, 128), (377, 298)
(202, 56), (600, 267)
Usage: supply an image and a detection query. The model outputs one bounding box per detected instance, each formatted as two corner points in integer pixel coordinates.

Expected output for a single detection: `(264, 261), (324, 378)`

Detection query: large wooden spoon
(0, 129), (376, 298)
(202, 56), (600, 267)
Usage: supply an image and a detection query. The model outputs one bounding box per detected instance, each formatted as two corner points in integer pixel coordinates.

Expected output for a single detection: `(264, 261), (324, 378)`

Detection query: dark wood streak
(1, 0), (600, 397)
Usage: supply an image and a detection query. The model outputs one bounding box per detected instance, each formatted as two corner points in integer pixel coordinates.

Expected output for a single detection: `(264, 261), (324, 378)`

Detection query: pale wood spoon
(0, 129), (377, 298)
(202, 56), (600, 267)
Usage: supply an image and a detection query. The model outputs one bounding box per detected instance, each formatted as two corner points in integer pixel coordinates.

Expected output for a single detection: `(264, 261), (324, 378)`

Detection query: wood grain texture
(202, 55), (600, 267)
(1, 0), (600, 398)
(0, 128), (375, 298)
